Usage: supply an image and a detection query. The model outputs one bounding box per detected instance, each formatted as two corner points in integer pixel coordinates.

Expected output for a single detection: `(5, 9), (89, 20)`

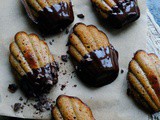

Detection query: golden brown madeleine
(127, 50), (160, 113)
(91, 0), (140, 28)
(68, 23), (119, 87)
(9, 32), (58, 97)
(52, 95), (95, 120)
(21, 0), (74, 35)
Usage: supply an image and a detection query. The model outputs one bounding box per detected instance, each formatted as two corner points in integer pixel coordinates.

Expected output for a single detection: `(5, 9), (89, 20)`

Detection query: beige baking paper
(0, 0), (147, 119)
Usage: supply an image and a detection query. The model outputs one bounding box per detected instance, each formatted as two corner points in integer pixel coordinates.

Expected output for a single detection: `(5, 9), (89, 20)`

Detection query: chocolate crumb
(73, 85), (77, 87)
(63, 72), (67, 75)
(49, 41), (52, 45)
(19, 97), (23, 101)
(33, 94), (53, 112)
(21, 105), (24, 110)
(61, 55), (68, 62)
(8, 84), (18, 93)
(44, 102), (51, 110)
(66, 41), (70, 46)
(77, 14), (85, 19)
(55, 62), (59, 71)
(13, 103), (21, 112)
(67, 50), (70, 54)
(61, 84), (66, 91)
(66, 28), (69, 34)
(121, 69), (124, 74)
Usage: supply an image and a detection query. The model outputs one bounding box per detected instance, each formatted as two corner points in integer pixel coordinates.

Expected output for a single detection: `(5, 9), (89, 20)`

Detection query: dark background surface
(1, 0), (159, 120)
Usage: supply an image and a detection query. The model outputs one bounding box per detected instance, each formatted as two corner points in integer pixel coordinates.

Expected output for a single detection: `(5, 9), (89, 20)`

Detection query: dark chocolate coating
(109, 0), (140, 28)
(21, 0), (74, 35)
(19, 62), (58, 98)
(92, 0), (140, 28)
(37, 2), (74, 34)
(72, 46), (119, 87)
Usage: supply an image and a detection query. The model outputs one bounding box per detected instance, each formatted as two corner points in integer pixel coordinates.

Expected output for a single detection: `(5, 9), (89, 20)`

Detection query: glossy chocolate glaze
(38, 2), (74, 34)
(109, 0), (140, 28)
(92, 0), (140, 28)
(72, 46), (119, 87)
(19, 62), (58, 98)
(21, 0), (74, 35)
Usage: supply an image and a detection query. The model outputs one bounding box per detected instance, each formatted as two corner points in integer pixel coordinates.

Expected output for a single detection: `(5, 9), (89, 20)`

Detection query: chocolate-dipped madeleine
(9, 32), (58, 97)
(127, 50), (160, 113)
(21, 0), (74, 34)
(52, 95), (95, 120)
(91, 0), (140, 28)
(68, 23), (119, 87)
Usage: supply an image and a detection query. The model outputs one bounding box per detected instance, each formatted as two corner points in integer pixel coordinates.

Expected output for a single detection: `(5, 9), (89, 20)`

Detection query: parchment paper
(0, 0), (147, 119)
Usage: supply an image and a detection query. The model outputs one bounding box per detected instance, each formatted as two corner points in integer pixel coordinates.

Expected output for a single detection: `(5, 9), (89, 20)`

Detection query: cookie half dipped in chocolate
(127, 50), (160, 113)
(91, 0), (140, 28)
(52, 95), (95, 120)
(9, 32), (58, 97)
(68, 23), (119, 87)
(21, 0), (74, 35)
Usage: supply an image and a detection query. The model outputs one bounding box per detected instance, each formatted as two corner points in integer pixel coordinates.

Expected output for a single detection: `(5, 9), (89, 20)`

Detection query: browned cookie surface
(21, 0), (74, 35)
(68, 23), (119, 87)
(91, 0), (140, 28)
(52, 95), (95, 120)
(9, 32), (58, 97)
(127, 50), (160, 113)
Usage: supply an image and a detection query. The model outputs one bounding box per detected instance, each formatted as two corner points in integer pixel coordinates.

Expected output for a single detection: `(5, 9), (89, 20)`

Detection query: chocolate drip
(108, 0), (140, 28)
(19, 62), (58, 98)
(21, 0), (74, 35)
(73, 46), (119, 87)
